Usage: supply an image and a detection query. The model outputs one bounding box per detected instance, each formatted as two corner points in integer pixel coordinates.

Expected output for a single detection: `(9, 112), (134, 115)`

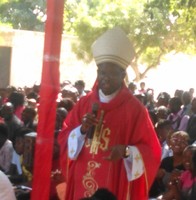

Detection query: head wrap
(92, 27), (135, 70)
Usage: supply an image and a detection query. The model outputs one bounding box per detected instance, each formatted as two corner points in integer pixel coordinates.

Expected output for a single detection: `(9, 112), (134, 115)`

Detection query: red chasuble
(58, 83), (161, 200)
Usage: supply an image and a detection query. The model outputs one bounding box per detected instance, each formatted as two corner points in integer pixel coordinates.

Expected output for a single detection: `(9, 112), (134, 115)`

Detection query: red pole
(31, 0), (64, 199)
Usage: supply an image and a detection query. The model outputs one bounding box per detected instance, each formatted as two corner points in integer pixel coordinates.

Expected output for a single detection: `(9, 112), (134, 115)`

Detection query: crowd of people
(0, 27), (196, 200)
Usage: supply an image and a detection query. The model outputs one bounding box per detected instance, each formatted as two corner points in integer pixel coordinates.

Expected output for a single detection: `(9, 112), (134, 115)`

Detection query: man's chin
(101, 90), (113, 96)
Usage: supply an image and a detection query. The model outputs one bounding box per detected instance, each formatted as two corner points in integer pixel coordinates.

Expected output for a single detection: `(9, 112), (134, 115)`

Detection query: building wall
(0, 29), (96, 90)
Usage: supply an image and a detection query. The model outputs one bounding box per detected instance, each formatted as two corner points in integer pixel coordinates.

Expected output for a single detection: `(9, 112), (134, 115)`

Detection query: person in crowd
(9, 127), (34, 184)
(0, 102), (23, 143)
(8, 91), (25, 120)
(156, 105), (169, 122)
(145, 89), (156, 113)
(138, 81), (146, 95)
(58, 27), (161, 200)
(167, 97), (189, 131)
(60, 84), (79, 103)
(186, 97), (196, 144)
(21, 106), (37, 131)
(155, 119), (174, 160)
(50, 132), (66, 200)
(158, 144), (196, 200)
(55, 107), (68, 134)
(128, 81), (137, 94)
(156, 92), (170, 108)
(181, 91), (192, 116)
(0, 123), (14, 173)
(174, 89), (184, 104)
(179, 145), (196, 200)
(134, 91), (146, 105)
(74, 80), (87, 100)
(189, 88), (195, 100)
(150, 131), (189, 198)
(57, 98), (75, 112)
(0, 170), (16, 200)
(2, 85), (17, 104)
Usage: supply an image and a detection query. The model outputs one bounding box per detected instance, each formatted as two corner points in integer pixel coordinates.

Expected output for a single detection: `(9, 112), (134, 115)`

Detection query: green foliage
(0, 0), (195, 81)
(64, 0), (196, 81)
(0, 0), (46, 31)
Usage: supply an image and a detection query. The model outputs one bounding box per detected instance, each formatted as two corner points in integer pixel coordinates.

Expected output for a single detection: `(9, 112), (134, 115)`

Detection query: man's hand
(104, 145), (127, 161)
(80, 113), (98, 134)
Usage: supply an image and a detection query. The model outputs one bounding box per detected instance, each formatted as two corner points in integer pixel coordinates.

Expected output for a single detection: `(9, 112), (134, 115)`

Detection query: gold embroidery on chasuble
(69, 132), (76, 155)
(83, 110), (111, 197)
(134, 153), (143, 179)
(82, 161), (101, 197)
(85, 127), (111, 155)
(85, 110), (110, 156)
(134, 153), (141, 163)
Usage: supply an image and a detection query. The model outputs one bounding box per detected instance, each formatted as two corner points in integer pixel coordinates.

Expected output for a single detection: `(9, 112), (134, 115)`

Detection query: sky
(127, 53), (196, 99)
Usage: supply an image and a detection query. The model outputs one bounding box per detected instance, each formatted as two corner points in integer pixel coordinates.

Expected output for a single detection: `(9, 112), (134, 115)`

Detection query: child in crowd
(155, 119), (174, 160)
(8, 127), (33, 184)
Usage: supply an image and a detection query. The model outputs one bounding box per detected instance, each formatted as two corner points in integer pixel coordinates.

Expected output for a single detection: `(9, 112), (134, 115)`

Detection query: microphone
(87, 103), (99, 144)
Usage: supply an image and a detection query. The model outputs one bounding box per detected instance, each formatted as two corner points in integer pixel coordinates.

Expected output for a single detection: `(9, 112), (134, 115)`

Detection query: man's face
(97, 62), (125, 95)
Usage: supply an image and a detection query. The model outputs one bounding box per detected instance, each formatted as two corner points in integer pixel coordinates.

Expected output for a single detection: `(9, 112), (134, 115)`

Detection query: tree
(0, 0), (46, 31)
(1, 0), (195, 81)
(64, 0), (196, 82)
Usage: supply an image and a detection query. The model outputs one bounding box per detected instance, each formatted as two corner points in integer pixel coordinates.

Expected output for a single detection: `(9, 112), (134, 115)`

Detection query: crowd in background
(0, 79), (196, 200)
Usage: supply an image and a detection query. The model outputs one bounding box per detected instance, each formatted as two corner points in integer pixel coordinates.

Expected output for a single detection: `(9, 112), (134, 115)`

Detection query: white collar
(99, 89), (120, 103)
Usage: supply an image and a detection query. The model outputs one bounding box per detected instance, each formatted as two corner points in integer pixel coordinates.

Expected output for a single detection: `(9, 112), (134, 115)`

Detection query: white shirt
(0, 140), (14, 173)
(11, 150), (22, 175)
(161, 141), (173, 160)
(0, 170), (16, 200)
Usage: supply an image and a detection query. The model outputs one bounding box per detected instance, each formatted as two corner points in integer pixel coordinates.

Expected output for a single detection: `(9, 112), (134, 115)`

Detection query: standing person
(138, 81), (146, 95)
(167, 97), (189, 131)
(181, 91), (192, 117)
(58, 27), (161, 200)
(75, 80), (87, 100)
(186, 97), (196, 144)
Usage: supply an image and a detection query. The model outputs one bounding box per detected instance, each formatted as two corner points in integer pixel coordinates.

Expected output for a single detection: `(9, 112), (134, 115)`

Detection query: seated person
(0, 123), (14, 174)
(149, 131), (189, 198)
(0, 170), (16, 200)
(158, 145), (196, 200)
(8, 127), (33, 184)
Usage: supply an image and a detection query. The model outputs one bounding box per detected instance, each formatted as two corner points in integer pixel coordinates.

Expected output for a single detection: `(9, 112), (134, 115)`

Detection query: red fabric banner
(31, 1), (64, 199)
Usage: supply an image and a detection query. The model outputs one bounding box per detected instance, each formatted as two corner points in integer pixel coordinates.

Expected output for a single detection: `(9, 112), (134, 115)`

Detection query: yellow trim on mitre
(92, 27), (135, 70)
